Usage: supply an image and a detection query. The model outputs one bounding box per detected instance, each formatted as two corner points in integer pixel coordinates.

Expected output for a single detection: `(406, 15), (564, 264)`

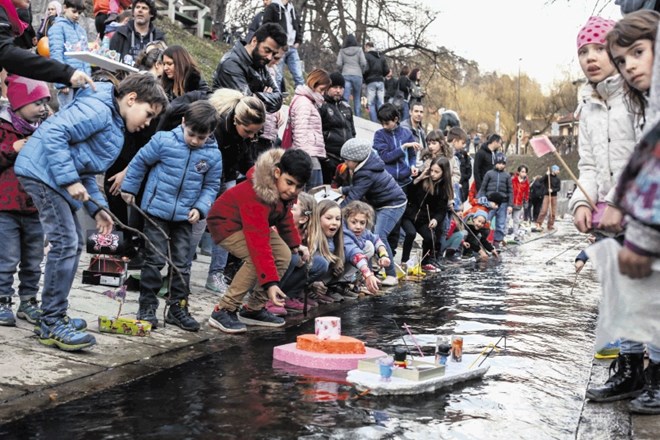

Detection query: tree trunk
(212, 0), (229, 40)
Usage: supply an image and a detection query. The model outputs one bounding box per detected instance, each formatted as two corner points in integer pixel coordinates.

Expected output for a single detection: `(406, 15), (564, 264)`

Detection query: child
(48, 0), (91, 108)
(14, 74), (168, 351)
(401, 156), (453, 271)
(206, 148), (313, 334)
(511, 165), (530, 241)
(461, 210), (499, 260)
(529, 175), (545, 223)
(120, 100), (222, 332)
(341, 201), (390, 295)
(0, 75), (51, 326)
(534, 165), (561, 232)
(477, 152), (513, 247)
(448, 126), (471, 204)
(309, 199), (346, 300)
(338, 138), (407, 286)
(373, 103), (420, 189)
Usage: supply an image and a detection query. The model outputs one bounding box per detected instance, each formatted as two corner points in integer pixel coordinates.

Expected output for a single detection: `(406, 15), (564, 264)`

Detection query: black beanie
(329, 72), (346, 88)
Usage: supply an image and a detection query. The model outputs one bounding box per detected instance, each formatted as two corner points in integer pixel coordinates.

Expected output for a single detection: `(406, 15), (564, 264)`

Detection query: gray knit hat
(341, 138), (373, 162)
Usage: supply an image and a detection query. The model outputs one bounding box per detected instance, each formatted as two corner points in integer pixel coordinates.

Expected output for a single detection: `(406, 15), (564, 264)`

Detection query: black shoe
(586, 353), (645, 402)
(127, 253), (145, 270)
(630, 360), (660, 414)
(237, 306), (285, 327)
(208, 307), (246, 334)
(136, 304), (158, 329)
(165, 299), (200, 332)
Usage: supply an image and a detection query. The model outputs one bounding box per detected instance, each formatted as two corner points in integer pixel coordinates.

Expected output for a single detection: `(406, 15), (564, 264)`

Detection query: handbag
(280, 96), (299, 149)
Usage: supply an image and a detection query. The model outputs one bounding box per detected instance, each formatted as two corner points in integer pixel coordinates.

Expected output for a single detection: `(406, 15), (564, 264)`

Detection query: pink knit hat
(6, 75), (50, 111)
(577, 16), (616, 51)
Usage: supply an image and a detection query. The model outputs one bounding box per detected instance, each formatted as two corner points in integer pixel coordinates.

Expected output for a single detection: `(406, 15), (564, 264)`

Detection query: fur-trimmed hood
(251, 147), (285, 206)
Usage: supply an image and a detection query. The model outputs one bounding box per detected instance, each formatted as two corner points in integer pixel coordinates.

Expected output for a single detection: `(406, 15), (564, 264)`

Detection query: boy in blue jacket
(15, 74), (168, 351)
(121, 101), (222, 332)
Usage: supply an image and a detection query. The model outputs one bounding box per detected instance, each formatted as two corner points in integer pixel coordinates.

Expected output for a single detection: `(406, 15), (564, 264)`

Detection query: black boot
(630, 360), (660, 414)
(586, 353), (645, 402)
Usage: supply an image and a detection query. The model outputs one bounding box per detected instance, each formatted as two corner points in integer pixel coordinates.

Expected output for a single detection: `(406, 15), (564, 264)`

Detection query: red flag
(529, 135), (556, 158)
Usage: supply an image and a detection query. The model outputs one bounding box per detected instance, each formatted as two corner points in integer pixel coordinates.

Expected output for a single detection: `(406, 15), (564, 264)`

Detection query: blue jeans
(343, 75), (363, 117)
(280, 253), (329, 299)
(621, 339), (660, 363)
(185, 219), (207, 272)
(306, 168), (323, 191)
(489, 203), (508, 242)
(18, 178), (84, 325)
(401, 101), (410, 122)
(140, 216), (192, 306)
(276, 46), (304, 88)
(367, 81), (385, 122)
(375, 205), (405, 276)
(208, 179), (235, 275)
(0, 212), (43, 301)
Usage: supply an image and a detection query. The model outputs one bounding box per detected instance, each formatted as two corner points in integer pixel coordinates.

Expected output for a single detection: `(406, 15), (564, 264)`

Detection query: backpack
(410, 82), (425, 99)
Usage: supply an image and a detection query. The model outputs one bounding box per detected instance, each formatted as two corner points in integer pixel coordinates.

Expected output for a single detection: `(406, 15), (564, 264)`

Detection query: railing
(165, 0), (210, 39)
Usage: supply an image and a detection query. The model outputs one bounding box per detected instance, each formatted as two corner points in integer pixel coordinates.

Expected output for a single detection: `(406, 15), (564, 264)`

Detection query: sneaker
(284, 297), (304, 311)
(38, 318), (96, 351)
(17, 298), (41, 324)
(266, 300), (288, 316)
(166, 299), (200, 332)
(0, 297), (15, 326)
(328, 291), (344, 302)
(595, 340), (621, 359)
(380, 275), (398, 287)
(136, 304), (159, 329)
(205, 271), (228, 294)
(309, 291), (334, 304)
(208, 306), (246, 334)
(32, 315), (87, 335)
(237, 306), (285, 327)
(422, 263), (440, 273)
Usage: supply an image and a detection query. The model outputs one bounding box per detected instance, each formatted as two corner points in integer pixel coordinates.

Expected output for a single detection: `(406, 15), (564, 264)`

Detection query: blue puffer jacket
(340, 151), (407, 209)
(15, 82), (123, 216)
(47, 16), (91, 89)
(122, 125), (222, 221)
(372, 125), (416, 186)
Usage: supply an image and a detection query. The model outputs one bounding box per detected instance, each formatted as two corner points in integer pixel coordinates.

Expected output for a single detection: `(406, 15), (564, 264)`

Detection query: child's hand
(491, 249), (499, 259)
(310, 281), (327, 295)
(108, 168), (127, 196)
(411, 166), (419, 177)
(618, 247), (653, 278)
(379, 256), (391, 268)
(69, 70), (95, 91)
(365, 275), (380, 294)
(95, 210), (114, 235)
(67, 182), (89, 201)
(600, 206), (624, 233)
(120, 192), (135, 205)
(573, 206), (593, 233)
(12, 139), (27, 152)
(298, 244), (310, 263)
(463, 242), (470, 249)
(479, 250), (489, 261)
(267, 285), (287, 307)
(188, 208), (200, 224)
(428, 219), (437, 229)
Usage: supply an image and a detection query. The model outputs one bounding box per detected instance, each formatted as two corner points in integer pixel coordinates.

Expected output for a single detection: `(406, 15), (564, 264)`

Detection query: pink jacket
(290, 85), (326, 158)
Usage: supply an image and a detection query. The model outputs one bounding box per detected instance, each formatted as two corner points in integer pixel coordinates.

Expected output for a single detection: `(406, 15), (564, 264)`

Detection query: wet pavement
(0, 218), (658, 439)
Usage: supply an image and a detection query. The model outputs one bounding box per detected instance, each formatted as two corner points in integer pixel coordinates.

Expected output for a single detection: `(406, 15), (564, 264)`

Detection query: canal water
(0, 221), (602, 439)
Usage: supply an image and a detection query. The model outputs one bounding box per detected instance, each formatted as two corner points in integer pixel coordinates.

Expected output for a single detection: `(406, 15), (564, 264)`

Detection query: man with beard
(400, 101), (427, 151)
(212, 23), (287, 113)
(109, 0), (165, 64)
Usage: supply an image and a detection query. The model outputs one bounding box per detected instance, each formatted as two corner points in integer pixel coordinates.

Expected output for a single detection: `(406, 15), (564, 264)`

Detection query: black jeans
(401, 217), (441, 263)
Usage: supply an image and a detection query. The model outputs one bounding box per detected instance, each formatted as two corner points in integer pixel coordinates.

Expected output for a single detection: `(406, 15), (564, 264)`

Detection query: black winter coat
(262, 3), (302, 45)
(403, 179), (449, 225)
(109, 20), (166, 62)
(455, 150), (471, 185)
(472, 144), (495, 191)
(319, 96), (355, 158)
(364, 50), (388, 84)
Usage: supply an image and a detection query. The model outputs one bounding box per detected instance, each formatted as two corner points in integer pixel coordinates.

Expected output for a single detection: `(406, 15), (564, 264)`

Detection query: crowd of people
(0, 0), (657, 417)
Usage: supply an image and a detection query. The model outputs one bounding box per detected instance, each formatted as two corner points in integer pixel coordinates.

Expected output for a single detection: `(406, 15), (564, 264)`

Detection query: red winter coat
(511, 174), (530, 208)
(206, 149), (300, 287)
(0, 115), (36, 214)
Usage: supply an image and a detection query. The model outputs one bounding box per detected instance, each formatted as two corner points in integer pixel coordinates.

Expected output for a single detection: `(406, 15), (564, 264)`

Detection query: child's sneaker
(595, 340), (621, 359)
(17, 297), (41, 324)
(380, 275), (398, 287)
(136, 304), (159, 329)
(208, 306), (247, 334)
(283, 297), (304, 312)
(165, 299), (200, 332)
(0, 297), (16, 326)
(237, 306), (285, 327)
(266, 300), (288, 316)
(205, 271), (228, 294)
(422, 263), (440, 273)
(38, 318), (96, 351)
(309, 291), (334, 304)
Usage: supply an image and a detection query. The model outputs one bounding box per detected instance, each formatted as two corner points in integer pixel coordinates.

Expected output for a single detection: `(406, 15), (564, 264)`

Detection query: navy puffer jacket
(340, 150), (407, 209)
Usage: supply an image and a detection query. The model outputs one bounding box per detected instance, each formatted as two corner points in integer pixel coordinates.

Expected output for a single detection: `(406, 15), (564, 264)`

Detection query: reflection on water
(0, 224), (601, 439)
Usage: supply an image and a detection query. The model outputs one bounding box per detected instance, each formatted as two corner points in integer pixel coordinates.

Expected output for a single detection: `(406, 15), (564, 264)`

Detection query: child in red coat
(511, 165), (530, 240)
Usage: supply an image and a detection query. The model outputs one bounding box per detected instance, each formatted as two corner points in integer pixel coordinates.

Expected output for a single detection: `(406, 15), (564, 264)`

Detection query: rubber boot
(586, 353), (645, 402)
(630, 360), (660, 414)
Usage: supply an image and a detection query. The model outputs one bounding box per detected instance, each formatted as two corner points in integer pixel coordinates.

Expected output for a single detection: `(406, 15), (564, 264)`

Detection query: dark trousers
(401, 217), (441, 263)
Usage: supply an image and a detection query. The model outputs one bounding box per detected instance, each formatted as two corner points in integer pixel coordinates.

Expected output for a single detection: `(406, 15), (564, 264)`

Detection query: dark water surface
(0, 224), (601, 439)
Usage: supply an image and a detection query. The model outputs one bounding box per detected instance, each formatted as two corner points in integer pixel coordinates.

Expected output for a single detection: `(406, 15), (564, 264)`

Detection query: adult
(384, 68), (397, 103)
(0, 0), (93, 88)
(397, 65), (412, 120)
(336, 34), (367, 116)
(262, 0), (304, 89)
(400, 101), (427, 151)
(439, 108), (461, 134)
(319, 72), (355, 184)
(473, 133), (502, 191)
(109, 0), (166, 65)
(408, 68), (425, 105)
(93, 0), (131, 37)
(289, 68), (331, 189)
(363, 41), (389, 122)
(36, 0), (61, 40)
(246, 0), (271, 39)
(212, 23), (287, 113)
(160, 45), (209, 101)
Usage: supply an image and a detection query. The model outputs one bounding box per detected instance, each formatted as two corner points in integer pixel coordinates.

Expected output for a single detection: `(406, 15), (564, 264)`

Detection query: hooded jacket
(0, 105), (37, 213)
(290, 85), (326, 158)
(373, 125), (416, 186)
(121, 125), (222, 221)
(340, 150), (407, 209)
(47, 16), (91, 89)
(511, 173), (530, 208)
(568, 75), (636, 214)
(473, 143), (495, 191)
(262, 0), (302, 45)
(364, 49), (388, 84)
(478, 168), (513, 206)
(319, 94), (356, 158)
(206, 148), (301, 287)
(14, 82), (123, 216)
(109, 19), (166, 62)
(343, 225), (385, 273)
(337, 37), (367, 78)
(212, 40), (282, 113)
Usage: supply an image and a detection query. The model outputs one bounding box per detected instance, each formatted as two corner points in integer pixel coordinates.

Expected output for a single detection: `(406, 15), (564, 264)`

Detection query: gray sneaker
(205, 272), (228, 294)
(17, 297), (42, 324)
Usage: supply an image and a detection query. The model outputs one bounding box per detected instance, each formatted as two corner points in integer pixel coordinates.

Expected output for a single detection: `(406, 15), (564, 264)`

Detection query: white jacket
(569, 75), (637, 213)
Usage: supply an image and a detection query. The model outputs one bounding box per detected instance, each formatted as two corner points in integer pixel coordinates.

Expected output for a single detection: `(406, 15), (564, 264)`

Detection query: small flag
(529, 135), (557, 158)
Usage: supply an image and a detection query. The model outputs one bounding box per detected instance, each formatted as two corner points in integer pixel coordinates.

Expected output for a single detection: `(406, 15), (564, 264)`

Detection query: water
(0, 223), (602, 440)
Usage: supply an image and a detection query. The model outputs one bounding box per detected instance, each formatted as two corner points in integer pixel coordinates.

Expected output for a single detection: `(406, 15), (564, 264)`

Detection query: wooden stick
(552, 151), (597, 211)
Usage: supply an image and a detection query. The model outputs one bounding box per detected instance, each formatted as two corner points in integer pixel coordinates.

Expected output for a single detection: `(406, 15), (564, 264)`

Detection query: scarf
(0, 0), (28, 36)
(8, 108), (39, 136)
